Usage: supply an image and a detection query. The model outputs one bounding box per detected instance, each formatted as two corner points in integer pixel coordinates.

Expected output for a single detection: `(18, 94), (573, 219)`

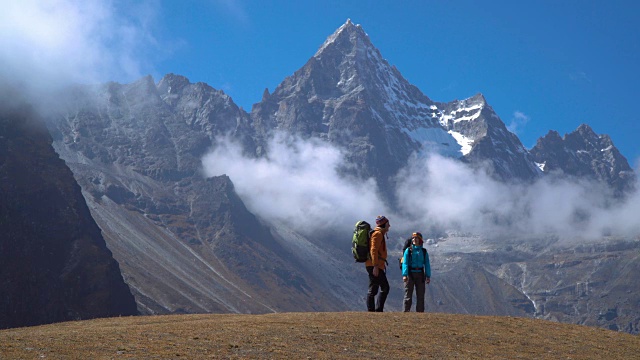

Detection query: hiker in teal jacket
(401, 232), (431, 312)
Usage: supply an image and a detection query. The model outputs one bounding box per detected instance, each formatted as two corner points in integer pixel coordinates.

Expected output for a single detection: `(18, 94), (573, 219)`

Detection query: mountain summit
(312, 19), (440, 129)
(251, 20), (540, 194)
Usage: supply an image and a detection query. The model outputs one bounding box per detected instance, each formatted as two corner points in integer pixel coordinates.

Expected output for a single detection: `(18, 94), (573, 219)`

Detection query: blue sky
(3, 1), (639, 164)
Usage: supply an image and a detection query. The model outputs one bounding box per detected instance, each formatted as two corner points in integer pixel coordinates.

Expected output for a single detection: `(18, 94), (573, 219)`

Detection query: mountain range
(1, 19), (638, 333)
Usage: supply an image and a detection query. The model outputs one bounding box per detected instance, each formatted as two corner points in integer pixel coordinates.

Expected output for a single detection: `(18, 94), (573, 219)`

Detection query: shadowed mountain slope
(0, 103), (137, 329)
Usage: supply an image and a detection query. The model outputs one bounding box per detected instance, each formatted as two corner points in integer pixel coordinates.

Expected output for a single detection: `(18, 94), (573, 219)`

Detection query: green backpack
(351, 220), (372, 262)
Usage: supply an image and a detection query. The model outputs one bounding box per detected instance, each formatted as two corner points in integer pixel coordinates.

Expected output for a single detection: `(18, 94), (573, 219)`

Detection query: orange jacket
(365, 227), (387, 270)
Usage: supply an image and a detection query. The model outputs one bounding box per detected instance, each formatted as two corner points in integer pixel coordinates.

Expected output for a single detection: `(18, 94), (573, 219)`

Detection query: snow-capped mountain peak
(251, 21), (545, 184)
(312, 19), (435, 120)
(314, 18), (370, 58)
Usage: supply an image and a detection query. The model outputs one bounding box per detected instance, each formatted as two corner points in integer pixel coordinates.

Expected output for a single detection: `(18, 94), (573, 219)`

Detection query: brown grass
(1, 312), (638, 359)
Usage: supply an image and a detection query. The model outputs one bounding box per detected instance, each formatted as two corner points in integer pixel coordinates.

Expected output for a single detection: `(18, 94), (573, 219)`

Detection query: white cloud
(203, 135), (640, 243)
(202, 133), (390, 236)
(570, 71), (592, 84)
(395, 153), (640, 241)
(507, 111), (530, 135)
(0, 0), (162, 109)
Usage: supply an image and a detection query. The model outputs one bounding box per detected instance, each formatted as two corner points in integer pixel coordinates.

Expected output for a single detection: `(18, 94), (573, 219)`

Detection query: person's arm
(370, 231), (380, 275)
(370, 231), (381, 265)
(424, 250), (431, 283)
(402, 248), (409, 279)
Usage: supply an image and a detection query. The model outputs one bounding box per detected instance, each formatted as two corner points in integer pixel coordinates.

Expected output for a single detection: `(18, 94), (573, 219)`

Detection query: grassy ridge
(1, 312), (639, 359)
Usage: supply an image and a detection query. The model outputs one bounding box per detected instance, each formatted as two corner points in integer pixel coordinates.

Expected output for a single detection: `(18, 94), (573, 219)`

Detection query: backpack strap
(407, 246), (427, 274)
(422, 248), (427, 278)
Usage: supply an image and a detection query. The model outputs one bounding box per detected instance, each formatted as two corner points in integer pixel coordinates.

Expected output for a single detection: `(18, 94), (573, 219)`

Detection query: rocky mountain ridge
(531, 124), (635, 195)
(46, 71), (544, 318)
(47, 78), (347, 314)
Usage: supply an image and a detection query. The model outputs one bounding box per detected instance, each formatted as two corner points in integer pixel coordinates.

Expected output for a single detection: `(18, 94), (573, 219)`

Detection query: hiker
(366, 215), (390, 312)
(401, 232), (431, 312)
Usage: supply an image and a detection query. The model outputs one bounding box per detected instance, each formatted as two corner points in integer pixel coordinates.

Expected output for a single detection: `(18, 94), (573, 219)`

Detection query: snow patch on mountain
(440, 102), (484, 127)
(448, 130), (474, 156)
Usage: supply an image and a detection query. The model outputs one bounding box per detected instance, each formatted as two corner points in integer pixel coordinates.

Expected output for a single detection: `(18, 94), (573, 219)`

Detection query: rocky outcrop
(494, 239), (640, 333)
(531, 124), (635, 195)
(46, 77), (346, 314)
(438, 94), (541, 181)
(0, 103), (137, 329)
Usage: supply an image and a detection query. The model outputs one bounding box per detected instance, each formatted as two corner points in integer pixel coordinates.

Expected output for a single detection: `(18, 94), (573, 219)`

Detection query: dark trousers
(403, 272), (426, 312)
(366, 266), (390, 312)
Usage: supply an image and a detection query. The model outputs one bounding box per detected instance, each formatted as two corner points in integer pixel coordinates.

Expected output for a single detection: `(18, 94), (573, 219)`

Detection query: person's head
(375, 215), (390, 231)
(411, 232), (423, 246)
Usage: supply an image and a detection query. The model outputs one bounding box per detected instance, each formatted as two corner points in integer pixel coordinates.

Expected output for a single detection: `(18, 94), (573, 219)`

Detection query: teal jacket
(402, 245), (431, 278)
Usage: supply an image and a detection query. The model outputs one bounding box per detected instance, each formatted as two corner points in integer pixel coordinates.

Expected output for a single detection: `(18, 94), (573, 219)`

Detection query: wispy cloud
(569, 71), (592, 84)
(0, 0), (163, 109)
(395, 153), (640, 241)
(202, 133), (389, 237)
(218, 81), (235, 96)
(507, 111), (530, 135)
(202, 135), (640, 242)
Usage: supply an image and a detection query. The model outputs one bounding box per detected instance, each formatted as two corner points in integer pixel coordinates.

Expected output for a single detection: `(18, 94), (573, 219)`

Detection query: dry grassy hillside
(1, 312), (639, 359)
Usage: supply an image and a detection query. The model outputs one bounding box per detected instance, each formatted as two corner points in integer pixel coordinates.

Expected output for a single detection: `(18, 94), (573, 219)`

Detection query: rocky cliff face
(47, 77), (350, 314)
(437, 94), (541, 181)
(495, 239), (640, 333)
(250, 20), (437, 193)
(531, 124), (635, 195)
(0, 103), (137, 329)
(425, 234), (640, 334)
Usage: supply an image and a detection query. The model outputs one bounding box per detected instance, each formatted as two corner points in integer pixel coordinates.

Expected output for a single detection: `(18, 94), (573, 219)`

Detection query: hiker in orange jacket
(365, 215), (390, 312)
